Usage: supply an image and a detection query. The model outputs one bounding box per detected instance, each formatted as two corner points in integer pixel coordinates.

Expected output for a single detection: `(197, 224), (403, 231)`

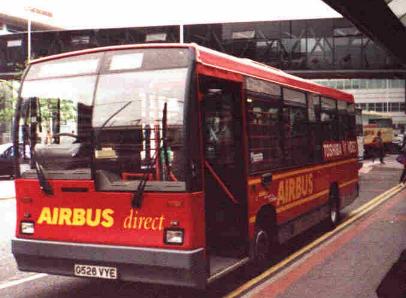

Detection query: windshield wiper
(132, 151), (156, 208)
(132, 104), (169, 208)
(162, 102), (171, 180)
(26, 97), (53, 195)
(33, 149), (53, 195)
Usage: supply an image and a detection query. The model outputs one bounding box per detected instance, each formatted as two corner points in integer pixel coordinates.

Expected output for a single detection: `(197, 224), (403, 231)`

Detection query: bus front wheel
(253, 227), (270, 265)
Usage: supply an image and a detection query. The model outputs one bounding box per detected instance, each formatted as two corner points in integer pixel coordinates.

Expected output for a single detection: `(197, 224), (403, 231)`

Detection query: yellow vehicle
(362, 111), (393, 155)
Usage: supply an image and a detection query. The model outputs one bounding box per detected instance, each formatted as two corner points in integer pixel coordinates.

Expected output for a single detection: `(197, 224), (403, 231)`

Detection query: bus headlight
(164, 229), (184, 245)
(21, 221), (34, 234)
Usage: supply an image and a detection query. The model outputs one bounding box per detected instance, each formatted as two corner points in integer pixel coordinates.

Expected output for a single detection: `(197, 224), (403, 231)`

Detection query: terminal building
(314, 78), (405, 130)
(0, 14), (405, 141)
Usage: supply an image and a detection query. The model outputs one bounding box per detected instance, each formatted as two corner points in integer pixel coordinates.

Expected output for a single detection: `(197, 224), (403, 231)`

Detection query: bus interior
(199, 75), (250, 276)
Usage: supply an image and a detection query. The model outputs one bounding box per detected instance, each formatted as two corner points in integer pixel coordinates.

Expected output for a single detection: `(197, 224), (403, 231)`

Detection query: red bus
(12, 43), (359, 288)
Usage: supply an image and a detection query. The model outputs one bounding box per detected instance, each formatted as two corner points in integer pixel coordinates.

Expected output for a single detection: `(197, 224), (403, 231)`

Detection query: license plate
(74, 264), (117, 279)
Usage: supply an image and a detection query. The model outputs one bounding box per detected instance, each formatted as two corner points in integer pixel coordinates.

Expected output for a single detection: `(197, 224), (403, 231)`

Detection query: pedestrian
(45, 130), (52, 144)
(373, 131), (385, 164)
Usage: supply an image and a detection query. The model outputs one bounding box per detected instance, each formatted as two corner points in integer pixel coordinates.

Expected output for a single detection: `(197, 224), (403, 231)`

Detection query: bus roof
(30, 43), (354, 103)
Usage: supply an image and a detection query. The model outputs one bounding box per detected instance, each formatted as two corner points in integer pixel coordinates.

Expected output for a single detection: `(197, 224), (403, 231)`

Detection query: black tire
(247, 226), (271, 275)
(327, 187), (340, 229)
(253, 227), (271, 265)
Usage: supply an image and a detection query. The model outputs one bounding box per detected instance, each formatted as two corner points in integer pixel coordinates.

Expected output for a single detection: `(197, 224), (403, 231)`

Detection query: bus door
(199, 76), (248, 261)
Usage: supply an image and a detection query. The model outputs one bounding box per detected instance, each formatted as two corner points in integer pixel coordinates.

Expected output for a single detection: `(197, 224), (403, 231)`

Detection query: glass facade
(355, 102), (405, 113)
(184, 18), (404, 71)
(0, 18), (405, 75)
(313, 79), (405, 90)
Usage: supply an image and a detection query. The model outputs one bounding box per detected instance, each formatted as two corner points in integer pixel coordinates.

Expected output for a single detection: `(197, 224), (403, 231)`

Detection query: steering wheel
(52, 132), (79, 141)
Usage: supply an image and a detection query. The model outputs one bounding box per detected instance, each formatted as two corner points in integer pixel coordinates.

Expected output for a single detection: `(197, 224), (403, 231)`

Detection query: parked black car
(0, 143), (29, 178)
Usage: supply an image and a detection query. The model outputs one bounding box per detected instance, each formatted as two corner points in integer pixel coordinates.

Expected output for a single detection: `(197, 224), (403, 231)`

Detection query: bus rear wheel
(328, 188), (340, 228)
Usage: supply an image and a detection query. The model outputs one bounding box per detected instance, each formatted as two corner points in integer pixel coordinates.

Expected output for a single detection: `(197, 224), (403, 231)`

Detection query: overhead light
(7, 40), (22, 47)
(146, 33), (167, 42)
(71, 35), (90, 45)
(232, 30), (255, 39)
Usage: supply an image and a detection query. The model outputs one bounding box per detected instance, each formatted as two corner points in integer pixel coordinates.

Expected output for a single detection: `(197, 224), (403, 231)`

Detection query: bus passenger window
(246, 96), (283, 173)
(283, 88), (309, 167)
(308, 94), (322, 162)
(320, 97), (338, 142)
(346, 103), (356, 139)
(283, 105), (309, 166)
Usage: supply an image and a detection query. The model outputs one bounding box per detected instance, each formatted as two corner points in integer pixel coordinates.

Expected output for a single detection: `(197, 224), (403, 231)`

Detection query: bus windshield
(16, 48), (191, 191)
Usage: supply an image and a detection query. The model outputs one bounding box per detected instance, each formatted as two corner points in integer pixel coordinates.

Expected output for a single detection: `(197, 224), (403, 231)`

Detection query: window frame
(246, 89), (283, 173)
(282, 87), (310, 168)
(320, 96), (339, 142)
(244, 77), (356, 174)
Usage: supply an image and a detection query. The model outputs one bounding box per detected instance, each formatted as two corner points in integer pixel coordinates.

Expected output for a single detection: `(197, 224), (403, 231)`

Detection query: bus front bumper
(12, 238), (206, 288)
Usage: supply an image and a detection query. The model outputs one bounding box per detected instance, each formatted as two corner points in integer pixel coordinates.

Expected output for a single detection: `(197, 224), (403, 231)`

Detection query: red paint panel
(277, 195), (328, 223)
(247, 160), (359, 239)
(15, 179), (205, 250)
(196, 63), (243, 82)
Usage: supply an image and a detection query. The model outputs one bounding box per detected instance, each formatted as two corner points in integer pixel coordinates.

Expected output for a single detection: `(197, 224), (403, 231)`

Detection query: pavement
(0, 179), (15, 200)
(359, 154), (405, 175)
(244, 185), (406, 298)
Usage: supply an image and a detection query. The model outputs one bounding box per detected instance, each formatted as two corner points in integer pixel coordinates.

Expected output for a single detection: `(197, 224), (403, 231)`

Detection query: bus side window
(308, 94), (322, 162)
(321, 97), (338, 142)
(347, 103), (356, 139)
(246, 95), (283, 172)
(337, 100), (348, 140)
(282, 88), (309, 167)
(283, 105), (309, 166)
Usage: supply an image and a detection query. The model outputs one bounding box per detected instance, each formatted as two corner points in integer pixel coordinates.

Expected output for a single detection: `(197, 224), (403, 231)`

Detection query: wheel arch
(330, 182), (340, 206)
(255, 204), (277, 232)
(250, 204), (277, 263)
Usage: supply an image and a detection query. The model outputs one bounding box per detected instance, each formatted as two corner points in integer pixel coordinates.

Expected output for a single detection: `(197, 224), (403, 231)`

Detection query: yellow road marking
(225, 183), (405, 298)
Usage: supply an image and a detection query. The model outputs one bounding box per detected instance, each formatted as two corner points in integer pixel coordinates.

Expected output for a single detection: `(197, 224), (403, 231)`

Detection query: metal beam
(323, 0), (406, 65)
